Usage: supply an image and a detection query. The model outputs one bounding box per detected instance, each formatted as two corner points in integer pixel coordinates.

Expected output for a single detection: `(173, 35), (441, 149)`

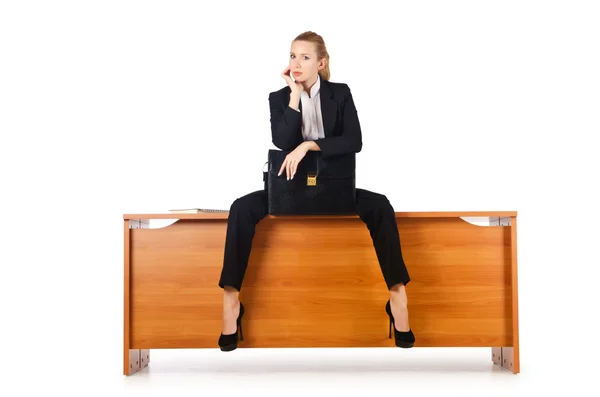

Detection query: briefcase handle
(264, 154), (322, 176)
(262, 159), (318, 175)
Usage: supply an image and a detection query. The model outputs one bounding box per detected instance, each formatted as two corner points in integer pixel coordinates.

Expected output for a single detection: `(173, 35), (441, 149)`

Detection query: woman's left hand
(278, 143), (308, 180)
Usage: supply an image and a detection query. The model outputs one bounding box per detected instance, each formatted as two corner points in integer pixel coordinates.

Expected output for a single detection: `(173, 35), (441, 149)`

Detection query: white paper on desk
(168, 208), (228, 213)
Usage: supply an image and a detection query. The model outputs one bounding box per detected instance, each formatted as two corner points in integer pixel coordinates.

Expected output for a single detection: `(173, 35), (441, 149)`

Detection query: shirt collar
(310, 74), (321, 98)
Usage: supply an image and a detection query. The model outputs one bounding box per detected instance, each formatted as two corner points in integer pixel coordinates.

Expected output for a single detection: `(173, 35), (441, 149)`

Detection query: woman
(217, 31), (415, 352)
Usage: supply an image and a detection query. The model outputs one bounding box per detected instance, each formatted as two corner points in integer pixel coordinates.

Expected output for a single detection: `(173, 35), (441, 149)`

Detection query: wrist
(303, 141), (315, 151)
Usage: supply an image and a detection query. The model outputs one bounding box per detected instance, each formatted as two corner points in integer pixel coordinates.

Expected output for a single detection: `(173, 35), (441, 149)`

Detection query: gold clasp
(307, 174), (317, 186)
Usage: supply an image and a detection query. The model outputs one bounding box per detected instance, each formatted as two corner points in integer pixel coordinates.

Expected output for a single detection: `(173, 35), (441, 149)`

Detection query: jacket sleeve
(314, 84), (363, 158)
(269, 91), (304, 151)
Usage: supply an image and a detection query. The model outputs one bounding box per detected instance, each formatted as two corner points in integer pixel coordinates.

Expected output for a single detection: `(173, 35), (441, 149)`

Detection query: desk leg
(489, 216), (520, 374)
(124, 219), (150, 375)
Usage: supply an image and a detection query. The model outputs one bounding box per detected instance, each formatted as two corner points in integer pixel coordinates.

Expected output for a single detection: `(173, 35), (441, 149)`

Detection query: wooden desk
(123, 211), (519, 375)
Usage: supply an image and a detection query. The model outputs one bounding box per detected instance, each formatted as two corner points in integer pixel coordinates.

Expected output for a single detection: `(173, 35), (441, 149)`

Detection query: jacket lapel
(292, 77), (336, 138)
(319, 79), (337, 138)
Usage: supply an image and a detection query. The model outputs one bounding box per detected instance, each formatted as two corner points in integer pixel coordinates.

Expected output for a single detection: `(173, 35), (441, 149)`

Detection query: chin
(295, 74), (311, 82)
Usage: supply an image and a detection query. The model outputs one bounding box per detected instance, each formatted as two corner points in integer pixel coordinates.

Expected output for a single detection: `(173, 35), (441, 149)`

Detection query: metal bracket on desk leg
(141, 350), (150, 368)
(492, 347), (514, 372)
(127, 349), (150, 375)
(492, 347), (502, 365)
(488, 217), (511, 227)
(129, 219), (150, 230)
(501, 347), (514, 371)
(128, 349), (140, 375)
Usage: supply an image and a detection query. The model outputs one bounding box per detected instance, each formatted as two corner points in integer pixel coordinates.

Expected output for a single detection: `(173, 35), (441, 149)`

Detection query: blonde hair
(293, 31), (330, 81)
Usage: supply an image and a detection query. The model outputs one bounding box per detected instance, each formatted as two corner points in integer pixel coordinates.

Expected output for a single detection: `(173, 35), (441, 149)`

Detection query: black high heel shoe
(385, 299), (415, 348)
(218, 301), (245, 352)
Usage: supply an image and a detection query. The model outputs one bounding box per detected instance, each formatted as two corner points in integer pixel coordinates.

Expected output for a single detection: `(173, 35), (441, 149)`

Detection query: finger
(279, 159), (286, 176)
(292, 160), (298, 179)
(287, 161), (293, 180)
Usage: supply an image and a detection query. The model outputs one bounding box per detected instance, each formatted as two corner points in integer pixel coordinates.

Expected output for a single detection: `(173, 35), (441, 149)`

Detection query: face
(289, 40), (325, 84)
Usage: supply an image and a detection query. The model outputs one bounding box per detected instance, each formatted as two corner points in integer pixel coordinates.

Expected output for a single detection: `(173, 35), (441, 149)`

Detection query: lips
(293, 72), (302, 76)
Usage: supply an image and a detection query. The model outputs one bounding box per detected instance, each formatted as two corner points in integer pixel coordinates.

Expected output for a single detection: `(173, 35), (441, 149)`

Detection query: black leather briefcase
(264, 149), (357, 215)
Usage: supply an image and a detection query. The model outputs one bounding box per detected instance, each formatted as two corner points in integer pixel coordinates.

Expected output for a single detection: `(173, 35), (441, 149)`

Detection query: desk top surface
(123, 211), (517, 220)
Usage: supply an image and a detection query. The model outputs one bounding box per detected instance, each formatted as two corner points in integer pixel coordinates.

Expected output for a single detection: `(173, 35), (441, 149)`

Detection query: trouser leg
(355, 188), (411, 289)
(218, 189), (268, 291)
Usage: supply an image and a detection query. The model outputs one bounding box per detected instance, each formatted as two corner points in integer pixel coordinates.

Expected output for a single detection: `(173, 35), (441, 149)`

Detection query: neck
(302, 74), (319, 97)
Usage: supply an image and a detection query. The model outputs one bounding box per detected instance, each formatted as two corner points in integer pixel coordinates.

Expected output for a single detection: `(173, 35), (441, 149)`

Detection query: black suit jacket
(268, 78), (363, 159)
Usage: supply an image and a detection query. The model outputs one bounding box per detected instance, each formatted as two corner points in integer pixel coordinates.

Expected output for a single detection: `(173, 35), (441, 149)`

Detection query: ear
(318, 58), (327, 70)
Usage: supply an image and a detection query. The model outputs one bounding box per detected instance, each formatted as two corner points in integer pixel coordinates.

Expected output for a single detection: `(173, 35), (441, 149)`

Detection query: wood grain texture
(128, 216), (514, 349)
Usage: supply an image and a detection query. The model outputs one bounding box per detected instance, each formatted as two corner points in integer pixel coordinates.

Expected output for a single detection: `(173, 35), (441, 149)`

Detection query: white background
(1, 0), (599, 394)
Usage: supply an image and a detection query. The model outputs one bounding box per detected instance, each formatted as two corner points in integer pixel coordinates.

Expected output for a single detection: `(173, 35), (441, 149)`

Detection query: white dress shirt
(293, 74), (325, 141)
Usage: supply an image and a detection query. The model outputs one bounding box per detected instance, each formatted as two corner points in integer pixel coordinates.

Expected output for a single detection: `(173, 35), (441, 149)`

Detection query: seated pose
(217, 31), (415, 352)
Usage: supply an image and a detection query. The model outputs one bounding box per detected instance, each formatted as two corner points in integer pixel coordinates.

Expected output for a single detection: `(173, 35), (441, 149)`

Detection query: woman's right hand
(281, 66), (303, 95)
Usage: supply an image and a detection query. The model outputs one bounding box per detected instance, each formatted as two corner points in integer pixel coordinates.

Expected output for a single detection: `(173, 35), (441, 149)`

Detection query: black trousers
(218, 188), (411, 291)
